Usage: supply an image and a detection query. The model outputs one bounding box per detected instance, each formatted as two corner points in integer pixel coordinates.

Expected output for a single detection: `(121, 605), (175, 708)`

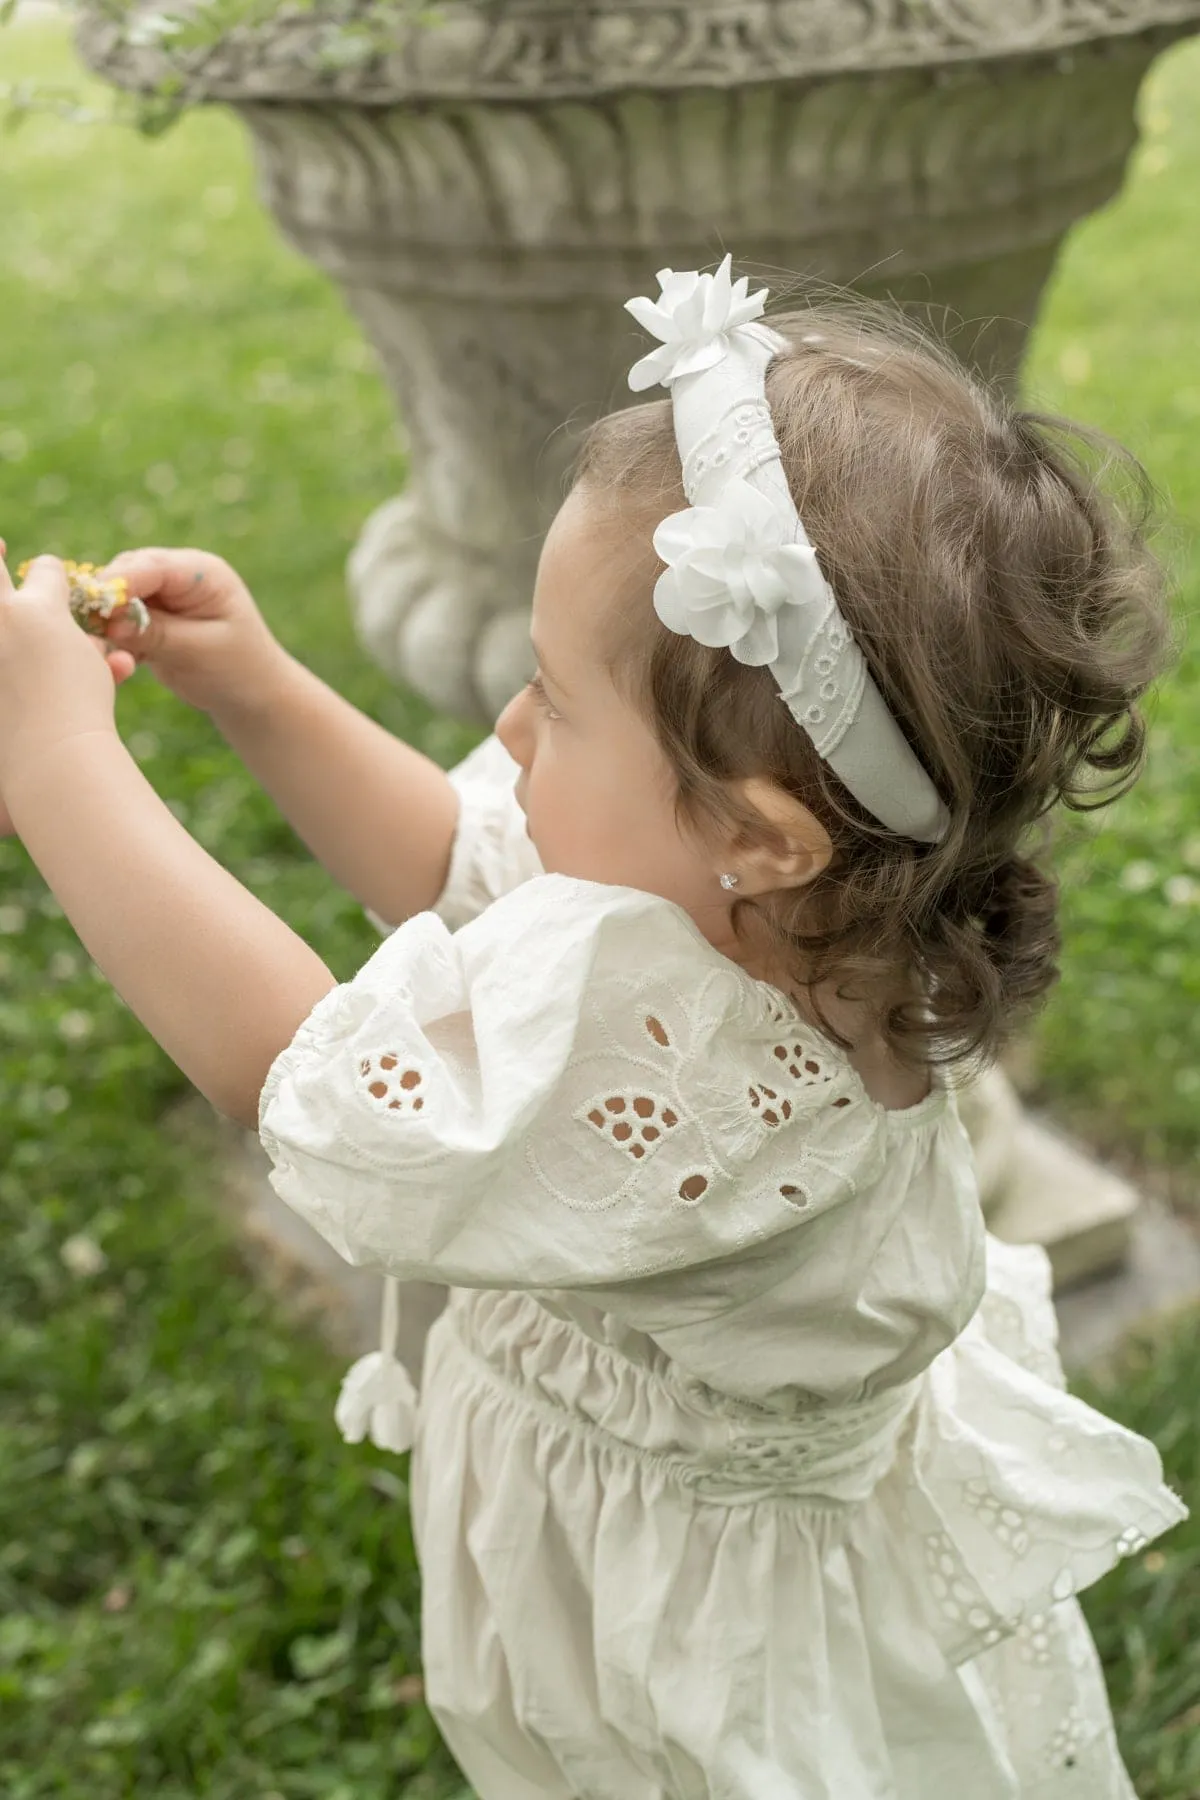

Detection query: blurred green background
(0, 19), (1197, 1800)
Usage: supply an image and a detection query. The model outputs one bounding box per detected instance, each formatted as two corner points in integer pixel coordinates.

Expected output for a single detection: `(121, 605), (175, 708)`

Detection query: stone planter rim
(77, 0), (1200, 105)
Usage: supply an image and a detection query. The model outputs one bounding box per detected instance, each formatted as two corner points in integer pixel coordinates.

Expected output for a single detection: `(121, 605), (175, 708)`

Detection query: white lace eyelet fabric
(358, 1052), (428, 1114)
(258, 734), (1187, 1800)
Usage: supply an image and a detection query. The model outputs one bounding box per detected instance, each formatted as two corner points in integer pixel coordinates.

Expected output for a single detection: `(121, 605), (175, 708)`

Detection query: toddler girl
(0, 260), (1187, 1800)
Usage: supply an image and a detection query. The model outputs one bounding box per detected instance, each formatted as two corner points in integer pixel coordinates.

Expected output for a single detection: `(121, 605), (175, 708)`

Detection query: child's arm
(209, 651), (460, 928)
(97, 548), (460, 925)
(6, 731), (335, 1130)
(0, 555), (335, 1127)
(0, 655), (131, 839)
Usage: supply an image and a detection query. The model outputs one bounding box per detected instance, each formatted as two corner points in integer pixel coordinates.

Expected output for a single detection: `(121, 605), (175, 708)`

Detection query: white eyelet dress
(258, 735), (1187, 1800)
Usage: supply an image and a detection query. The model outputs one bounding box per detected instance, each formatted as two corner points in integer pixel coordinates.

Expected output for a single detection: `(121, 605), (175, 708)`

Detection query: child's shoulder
(454, 873), (758, 1063)
(443, 873), (954, 1142)
(469, 871), (691, 939)
(458, 870), (763, 1006)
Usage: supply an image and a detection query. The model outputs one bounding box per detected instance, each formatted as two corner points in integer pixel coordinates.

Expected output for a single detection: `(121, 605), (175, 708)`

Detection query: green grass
(0, 21), (474, 1799)
(0, 19), (1197, 1798)
(1022, 52), (1200, 1164)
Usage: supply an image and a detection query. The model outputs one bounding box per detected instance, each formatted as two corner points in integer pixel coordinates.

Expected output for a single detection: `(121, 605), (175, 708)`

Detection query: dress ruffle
(884, 1235), (1188, 1666)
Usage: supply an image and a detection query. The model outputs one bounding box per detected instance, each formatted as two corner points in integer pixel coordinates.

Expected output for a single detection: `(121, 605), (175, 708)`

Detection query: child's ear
(726, 776), (833, 895)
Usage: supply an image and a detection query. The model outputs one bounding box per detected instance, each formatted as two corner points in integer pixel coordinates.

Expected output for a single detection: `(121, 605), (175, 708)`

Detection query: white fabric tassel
(334, 1275), (418, 1454)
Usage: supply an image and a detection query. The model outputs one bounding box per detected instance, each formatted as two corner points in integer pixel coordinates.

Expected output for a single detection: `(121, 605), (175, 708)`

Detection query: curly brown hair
(573, 296), (1172, 1075)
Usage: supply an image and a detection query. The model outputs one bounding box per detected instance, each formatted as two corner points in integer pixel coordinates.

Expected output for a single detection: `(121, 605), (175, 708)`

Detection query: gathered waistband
(433, 1289), (922, 1509)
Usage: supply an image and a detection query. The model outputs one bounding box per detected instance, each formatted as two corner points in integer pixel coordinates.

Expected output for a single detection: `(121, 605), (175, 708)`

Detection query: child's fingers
(83, 635), (136, 682)
(96, 639), (137, 684)
(98, 547), (218, 610)
(12, 553), (71, 608)
(95, 548), (176, 603)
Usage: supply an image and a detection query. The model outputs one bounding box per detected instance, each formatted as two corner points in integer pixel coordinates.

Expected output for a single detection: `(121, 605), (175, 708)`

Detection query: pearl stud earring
(719, 873), (740, 891)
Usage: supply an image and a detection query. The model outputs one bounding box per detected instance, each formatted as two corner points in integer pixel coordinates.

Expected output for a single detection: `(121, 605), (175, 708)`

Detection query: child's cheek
(526, 753), (583, 874)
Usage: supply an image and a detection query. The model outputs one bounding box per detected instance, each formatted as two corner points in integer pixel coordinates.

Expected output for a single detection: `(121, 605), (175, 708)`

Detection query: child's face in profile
(496, 486), (729, 934)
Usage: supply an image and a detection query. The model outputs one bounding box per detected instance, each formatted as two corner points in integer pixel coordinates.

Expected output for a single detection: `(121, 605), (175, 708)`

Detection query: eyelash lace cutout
(580, 1092), (681, 1162)
(358, 1051), (426, 1114)
(524, 971), (875, 1255)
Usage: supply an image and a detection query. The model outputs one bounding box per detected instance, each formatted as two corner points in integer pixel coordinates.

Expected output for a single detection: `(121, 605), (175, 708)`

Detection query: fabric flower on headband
(625, 253), (769, 392)
(652, 479), (827, 667)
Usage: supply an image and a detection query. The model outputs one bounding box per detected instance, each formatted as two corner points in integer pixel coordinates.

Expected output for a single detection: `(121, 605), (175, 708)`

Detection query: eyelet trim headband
(625, 256), (951, 845)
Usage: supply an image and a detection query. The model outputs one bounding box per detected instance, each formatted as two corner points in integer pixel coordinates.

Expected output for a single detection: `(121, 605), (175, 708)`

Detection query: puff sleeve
(259, 874), (882, 1297)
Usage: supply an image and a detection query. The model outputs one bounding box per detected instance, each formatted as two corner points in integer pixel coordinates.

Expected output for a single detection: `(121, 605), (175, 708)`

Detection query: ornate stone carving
(80, 1), (1200, 102)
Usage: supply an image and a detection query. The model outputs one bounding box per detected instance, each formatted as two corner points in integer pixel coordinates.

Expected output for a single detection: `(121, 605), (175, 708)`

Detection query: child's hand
(0, 548), (138, 832)
(95, 547), (288, 716)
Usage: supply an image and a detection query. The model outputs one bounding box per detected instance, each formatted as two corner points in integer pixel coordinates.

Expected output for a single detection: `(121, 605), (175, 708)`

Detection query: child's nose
(495, 687), (532, 767)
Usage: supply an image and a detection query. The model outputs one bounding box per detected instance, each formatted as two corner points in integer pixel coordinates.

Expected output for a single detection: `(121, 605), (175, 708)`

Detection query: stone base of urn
(77, 0), (1200, 1284)
(961, 1068), (1139, 1288)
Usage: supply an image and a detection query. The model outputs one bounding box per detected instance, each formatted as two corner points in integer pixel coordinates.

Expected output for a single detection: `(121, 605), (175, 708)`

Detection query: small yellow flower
(16, 557), (145, 634)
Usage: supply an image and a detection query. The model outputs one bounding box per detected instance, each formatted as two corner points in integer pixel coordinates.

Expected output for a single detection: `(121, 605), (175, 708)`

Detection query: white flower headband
(625, 255), (951, 845)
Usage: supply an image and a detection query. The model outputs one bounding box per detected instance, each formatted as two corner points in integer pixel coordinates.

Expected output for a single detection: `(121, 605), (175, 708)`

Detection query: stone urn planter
(76, 0), (1200, 1280)
(78, 0), (1200, 717)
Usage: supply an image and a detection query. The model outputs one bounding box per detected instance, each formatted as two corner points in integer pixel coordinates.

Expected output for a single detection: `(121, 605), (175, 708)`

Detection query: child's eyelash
(528, 674), (562, 719)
